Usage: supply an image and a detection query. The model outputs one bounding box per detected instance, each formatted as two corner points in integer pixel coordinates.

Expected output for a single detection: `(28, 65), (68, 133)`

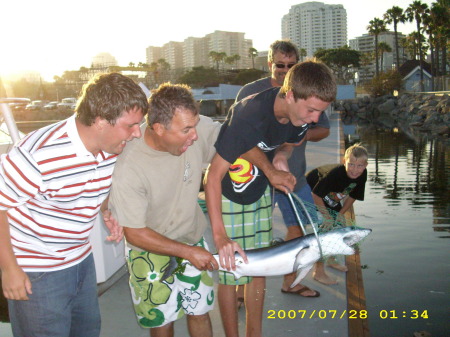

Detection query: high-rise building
(204, 31), (252, 69)
(349, 31), (406, 81)
(162, 41), (184, 70)
(91, 52), (118, 68)
(183, 37), (209, 68)
(146, 30), (253, 71)
(281, 2), (347, 57)
(146, 46), (163, 65)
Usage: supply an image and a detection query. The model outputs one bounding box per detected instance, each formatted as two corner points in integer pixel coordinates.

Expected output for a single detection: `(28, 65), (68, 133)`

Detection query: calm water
(345, 124), (450, 337)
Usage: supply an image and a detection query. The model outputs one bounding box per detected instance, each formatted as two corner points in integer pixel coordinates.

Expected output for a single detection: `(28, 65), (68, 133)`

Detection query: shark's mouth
(342, 227), (372, 247)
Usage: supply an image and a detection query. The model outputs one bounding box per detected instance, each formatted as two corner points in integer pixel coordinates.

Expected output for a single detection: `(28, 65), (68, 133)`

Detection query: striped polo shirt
(0, 115), (117, 272)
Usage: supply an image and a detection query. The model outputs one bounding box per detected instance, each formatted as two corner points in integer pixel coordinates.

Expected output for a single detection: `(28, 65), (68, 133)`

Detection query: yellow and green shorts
(126, 238), (214, 328)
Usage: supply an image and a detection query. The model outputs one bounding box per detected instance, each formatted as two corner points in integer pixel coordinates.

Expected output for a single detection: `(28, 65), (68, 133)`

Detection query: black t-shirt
(306, 164), (367, 212)
(215, 87), (309, 204)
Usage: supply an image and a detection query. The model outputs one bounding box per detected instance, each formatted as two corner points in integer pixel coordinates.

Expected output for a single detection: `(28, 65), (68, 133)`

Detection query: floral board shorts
(126, 238), (215, 328)
(219, 186), (273, 285)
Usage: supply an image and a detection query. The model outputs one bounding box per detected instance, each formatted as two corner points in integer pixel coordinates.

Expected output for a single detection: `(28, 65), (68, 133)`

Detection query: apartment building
(281, 2), (347, 57)
(349, 31), (407, 80)
(146, 30), (253, 71)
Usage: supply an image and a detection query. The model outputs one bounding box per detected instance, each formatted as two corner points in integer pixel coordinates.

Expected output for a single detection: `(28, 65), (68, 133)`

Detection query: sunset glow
(1, 0), (433, 83)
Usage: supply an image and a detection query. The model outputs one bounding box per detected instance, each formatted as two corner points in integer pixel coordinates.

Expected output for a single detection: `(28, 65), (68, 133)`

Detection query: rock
(339, 93), (449, 138)
(376, 99), (396, 115)
(437, 125), (449, 136)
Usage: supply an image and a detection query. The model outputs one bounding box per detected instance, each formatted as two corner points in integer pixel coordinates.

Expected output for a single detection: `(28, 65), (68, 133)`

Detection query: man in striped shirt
(0, 73), (148, 337)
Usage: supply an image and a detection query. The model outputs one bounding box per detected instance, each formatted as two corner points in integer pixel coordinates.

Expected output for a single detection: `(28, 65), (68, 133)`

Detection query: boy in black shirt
(205, 61), (336, 337)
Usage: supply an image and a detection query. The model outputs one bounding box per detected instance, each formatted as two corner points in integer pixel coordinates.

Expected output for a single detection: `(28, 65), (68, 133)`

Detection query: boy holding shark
(204, 60), (336, 337)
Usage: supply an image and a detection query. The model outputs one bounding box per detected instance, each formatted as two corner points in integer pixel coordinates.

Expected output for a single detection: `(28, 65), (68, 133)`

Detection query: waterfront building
(146, 30), (253, 71)
(145, 46), (163, 65)
(281, 1), (347, 58)
(349, 31), (407, 81)
(254, 51), (269, 72)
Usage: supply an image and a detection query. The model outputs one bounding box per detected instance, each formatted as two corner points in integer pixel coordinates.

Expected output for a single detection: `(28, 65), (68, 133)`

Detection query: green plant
(365, 70), (404, 96)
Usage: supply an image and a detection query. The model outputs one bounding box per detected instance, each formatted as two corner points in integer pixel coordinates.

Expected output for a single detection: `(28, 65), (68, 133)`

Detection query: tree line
(367, 0), (448, 91)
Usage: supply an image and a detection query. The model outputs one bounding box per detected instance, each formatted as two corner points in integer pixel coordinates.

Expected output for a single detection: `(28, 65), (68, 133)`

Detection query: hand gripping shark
(162, 226), (371, 287)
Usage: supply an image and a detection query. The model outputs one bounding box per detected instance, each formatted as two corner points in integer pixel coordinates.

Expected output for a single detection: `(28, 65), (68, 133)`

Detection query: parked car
(0, 98), (31, 112)
(44, 101), (59, 110)
(25, 100), (45, 111)
(57, 97), (77, 109)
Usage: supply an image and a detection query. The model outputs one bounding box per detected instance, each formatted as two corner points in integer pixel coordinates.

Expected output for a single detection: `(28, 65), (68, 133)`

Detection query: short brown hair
(268, 40), (299, 62)
(147, 83), (198, 128)
(279, 60), (336, 103)
(76, 73), (148, 126)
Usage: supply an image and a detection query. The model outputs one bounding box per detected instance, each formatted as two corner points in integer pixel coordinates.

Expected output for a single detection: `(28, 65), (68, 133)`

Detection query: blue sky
(0, 0), (435, 81)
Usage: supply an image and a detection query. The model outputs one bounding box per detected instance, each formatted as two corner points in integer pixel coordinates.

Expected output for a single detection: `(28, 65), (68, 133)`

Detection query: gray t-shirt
(109, 116), (221, 249)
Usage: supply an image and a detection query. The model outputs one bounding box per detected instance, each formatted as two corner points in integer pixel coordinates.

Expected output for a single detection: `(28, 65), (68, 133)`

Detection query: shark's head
(341, 226), (372, 246)
(316, 226), (372, 257)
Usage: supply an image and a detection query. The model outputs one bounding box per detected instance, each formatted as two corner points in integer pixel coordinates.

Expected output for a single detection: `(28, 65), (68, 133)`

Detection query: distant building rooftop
(398, 60), (431, 78)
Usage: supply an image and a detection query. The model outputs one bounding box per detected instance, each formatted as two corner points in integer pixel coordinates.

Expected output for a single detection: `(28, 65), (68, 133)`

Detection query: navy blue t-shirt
(215, 87), (309, 205)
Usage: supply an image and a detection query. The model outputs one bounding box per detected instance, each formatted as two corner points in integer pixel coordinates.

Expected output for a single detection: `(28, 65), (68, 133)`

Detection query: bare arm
(241, 146), (296, 194)
(306, 126), (329, 142)
(100, 197), (123, 243)
(204, 153), (248, 271)
(124, 226), (218, 271)
(0, 210), (32, 300)
(336, 197), (356, 225)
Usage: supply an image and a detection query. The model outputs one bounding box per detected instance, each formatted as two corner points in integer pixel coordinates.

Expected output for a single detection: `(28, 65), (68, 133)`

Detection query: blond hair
(344, 143), (368, 162)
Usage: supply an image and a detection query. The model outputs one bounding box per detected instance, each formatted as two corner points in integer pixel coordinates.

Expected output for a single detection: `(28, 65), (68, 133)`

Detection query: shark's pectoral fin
(293, 247), (321, 271)
(289, 247), (321, 288)
(232, 271), (241, 280)
(290, 265), (314, 288)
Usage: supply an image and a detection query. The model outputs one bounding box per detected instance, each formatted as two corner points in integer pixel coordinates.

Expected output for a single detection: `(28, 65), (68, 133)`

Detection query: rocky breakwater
(336, 93), (450, 138)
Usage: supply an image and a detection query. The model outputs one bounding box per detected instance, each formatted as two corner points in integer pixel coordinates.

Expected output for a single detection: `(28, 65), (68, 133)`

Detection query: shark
(162, 226), (372, 288)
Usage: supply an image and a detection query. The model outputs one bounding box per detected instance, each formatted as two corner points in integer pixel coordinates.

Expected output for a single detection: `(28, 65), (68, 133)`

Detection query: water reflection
(346, 124), (449, 233)
(344, 121), (450, 336)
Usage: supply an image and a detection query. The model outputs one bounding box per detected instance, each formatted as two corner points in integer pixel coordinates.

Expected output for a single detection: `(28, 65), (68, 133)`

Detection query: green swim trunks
(219, 187), (273, 285)
(126, 238), (215, 328)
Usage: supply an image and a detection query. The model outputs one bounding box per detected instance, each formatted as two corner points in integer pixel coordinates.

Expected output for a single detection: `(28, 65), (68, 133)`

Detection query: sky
(1, 0), (436, 82)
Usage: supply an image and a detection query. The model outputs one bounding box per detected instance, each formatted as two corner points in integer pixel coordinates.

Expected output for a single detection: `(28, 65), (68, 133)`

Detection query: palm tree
(437, 0), (449, 76)
(149, 62), (159, 86)
(406, 0), (430, 91)
(232, 54), (241, 69)
(218, 52), (227, 70)
(299, 48), (307, 62)
(384, 6), (406, 69)
(367, 17), (387, 77)
(378, 42), (392, 71)
(378, 42), (393, 72)
(225, 56), (235, 69)
(248, 48), (258, 69)
(157, 59), (171, 83)
(209, 51), (226, 71)
(426, 1), (449, 79)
